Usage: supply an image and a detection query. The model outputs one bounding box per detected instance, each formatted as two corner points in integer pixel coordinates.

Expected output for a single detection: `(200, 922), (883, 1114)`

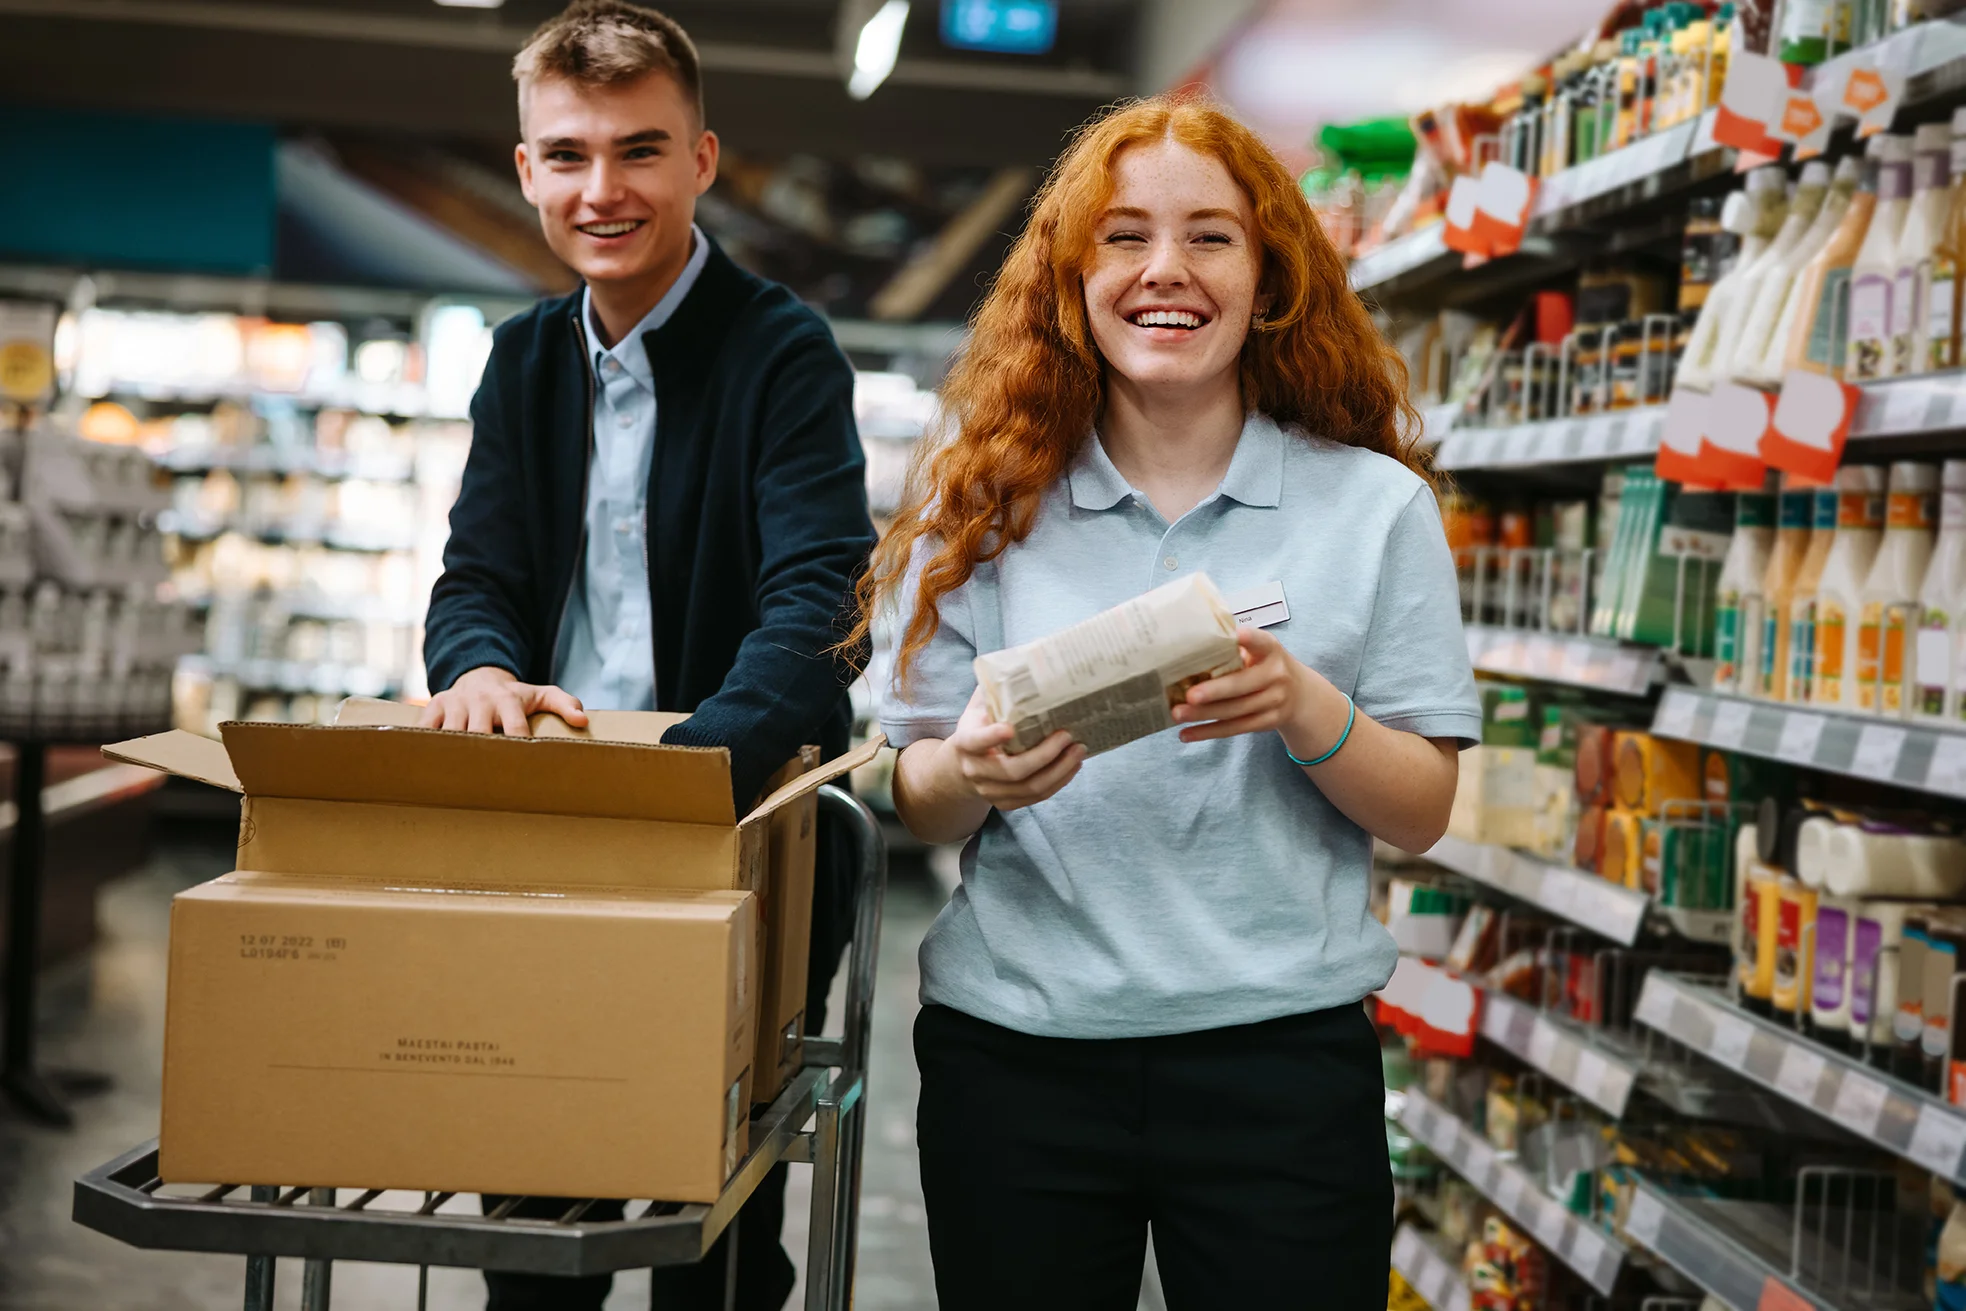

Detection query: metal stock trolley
(73, 783), (886, 1311)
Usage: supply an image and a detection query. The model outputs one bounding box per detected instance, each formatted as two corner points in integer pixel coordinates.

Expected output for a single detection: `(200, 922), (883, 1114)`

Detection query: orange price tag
(1765, 369), (1859, 483)
(1780, 96), (1824, 139)
(1757, 1276), (1814, 1311)
(1845, 68), (1889, 113)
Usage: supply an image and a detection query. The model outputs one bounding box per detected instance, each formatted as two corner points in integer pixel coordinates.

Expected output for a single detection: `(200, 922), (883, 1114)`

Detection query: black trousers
(914, 1000), (1392, 1311)
(483, 814), (858, 1311)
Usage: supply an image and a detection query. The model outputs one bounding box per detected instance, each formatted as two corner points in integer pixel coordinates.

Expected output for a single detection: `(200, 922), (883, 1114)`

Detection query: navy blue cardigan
(423, 240), (877, 814)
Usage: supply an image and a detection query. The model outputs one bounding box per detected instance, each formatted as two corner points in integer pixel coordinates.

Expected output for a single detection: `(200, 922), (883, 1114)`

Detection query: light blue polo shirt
(877, 412), (1481, 1039)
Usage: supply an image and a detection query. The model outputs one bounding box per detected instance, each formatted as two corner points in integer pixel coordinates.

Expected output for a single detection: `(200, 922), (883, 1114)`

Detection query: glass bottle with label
(1738, 157), (1862, 385)
(1893, 123), (1951, 377)
(1857, 461), (1939, 714)
(1912, 459), (1966, 721)
(1846, 133), (1914, 381)
(1782, 135), (1884, 380)
(1932, 107), (1966, 373)
(1715, 487), (1777, 693)
(1810, 464), (1888, 709)
(1755, 478), (1818, 701)
(1782, 484), (1843, 702)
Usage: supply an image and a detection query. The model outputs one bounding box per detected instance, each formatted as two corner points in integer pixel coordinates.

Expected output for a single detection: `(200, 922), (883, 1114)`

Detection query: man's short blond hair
(513, 0), (704, 131)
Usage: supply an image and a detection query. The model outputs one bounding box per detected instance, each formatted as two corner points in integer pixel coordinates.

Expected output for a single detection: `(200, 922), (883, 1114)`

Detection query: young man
(418, 3), (877, 1307)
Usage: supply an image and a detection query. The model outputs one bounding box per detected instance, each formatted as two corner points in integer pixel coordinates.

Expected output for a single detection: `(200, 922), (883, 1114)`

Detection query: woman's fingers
(977, 743), (1086, 808)
(1182, 662), (1286, 715)
(1179, 711), (1281, 743)
(1178, 685), (1287, 726)
(963, 729), (1073, 783)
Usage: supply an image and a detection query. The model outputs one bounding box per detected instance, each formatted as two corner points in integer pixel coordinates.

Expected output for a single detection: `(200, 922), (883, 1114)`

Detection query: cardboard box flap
(740, 735), (887, 826)
(336, 697), (691, 746)
(103, 730), (244, 793)
(220, 722), (737, 825)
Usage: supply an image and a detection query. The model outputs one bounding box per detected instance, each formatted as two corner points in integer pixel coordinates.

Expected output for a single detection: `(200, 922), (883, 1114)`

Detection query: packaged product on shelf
(1857, 461), (1939, 714)
(1928, 108), (1966, 373)
(972, 573), (1240, 756)
(1924, 917), (1965, 1092)
(1449, 745), (1540, 849)
(1613, 730), (1701, 814)
(1713, 484), (1777, 692)
(1753, 477), (1818, 700)
(1733, 156), (1862, 385)
(1809, 892), (1862, 1046)
(1937, 1198), (1966, 1309)
(1913, 459), (1966, 722)
(1822, 822), (1966, 899)
(1602, 807), (1645, 888)
(1846, 133), (1916, 381)
(1780, 135), (1884, 381)
(1771, 877), (1820, 1024)
(1715, 162), (1831, 376)
(1739, 860), (1784, 1011)
(1892, 122), (1952, 376)
(1897, 914), (1935, 1081)
(1852, 899), (1925, 1065)
(1798, 465), (1885, 708)
(1388, 880), (1470, 957)
(1776, 0), (1848, 64)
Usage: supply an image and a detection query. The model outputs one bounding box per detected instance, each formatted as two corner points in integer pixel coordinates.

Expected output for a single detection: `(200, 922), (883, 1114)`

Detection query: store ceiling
(0, 0), (1146, 167)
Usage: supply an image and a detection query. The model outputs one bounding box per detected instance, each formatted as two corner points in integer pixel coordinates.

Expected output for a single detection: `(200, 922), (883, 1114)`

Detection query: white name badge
(1226, 581), (1290, 629)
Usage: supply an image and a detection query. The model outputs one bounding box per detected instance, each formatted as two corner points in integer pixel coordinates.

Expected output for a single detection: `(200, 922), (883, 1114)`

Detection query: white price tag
(1541, 869), (1580, 919)
(1929, 735), (1966, 797)
(1775, 1044), (1827, 1103)
(1574, 1048), (1610, 1103)
(1528, 1017), (1560, 1069)
(1910, 1105), (1966, 1177)
(1708, 1011), (1754, 1067)
(1625, 1189), (1665, 1247)
(1422, 1258), (1455, 1306)
(1610, 650), (1649, 693)
(1532, 1198), (1568, 1249)
(1876, 383), (1932, 434)
(1568, 1224), (1607, 1275)
(1527, 426), (1558, 462)
(1776, 712), (1827, 765)
(1463, 1136), (1497, 1187)
(1561, 639), (1594, 682)
(1853, 723), (1909, 779)
(1392, 1226), (1422, 1272)
(1710, 698), (1754, 749)
(1497, 427), (1530, 464)
(1606, 417), (1633, 453)
(1832, 1071), (1889, 1137)
(1654, 688), (1699, 740)
(1579, 418), (1613, 457)
(1494, 1169), (1526, 1211)
(1634, 976), (1677, 1031)
(1636, 409), (1666, 451)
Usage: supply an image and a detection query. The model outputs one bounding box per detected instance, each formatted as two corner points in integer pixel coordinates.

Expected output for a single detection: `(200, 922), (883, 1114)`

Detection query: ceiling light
(847, 0), (910, 100)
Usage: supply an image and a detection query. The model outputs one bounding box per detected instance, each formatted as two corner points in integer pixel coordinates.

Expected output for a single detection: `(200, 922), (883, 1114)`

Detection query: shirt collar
(1067, 411), (1285, 512)
(582, 223), (711, 388)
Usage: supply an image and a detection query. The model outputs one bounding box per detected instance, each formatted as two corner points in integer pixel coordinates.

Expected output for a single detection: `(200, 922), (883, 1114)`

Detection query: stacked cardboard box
(106, 699), (880, 1204)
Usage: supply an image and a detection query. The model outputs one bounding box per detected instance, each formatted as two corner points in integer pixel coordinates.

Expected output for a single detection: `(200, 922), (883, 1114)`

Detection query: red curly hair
(856, 94), (1427, 688)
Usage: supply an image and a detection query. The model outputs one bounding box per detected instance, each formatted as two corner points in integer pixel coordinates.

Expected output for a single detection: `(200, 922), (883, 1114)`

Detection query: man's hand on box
(945, 686), (1085, 812)
(1174, 626), (1330, 747)
(418, 665), (590, 737)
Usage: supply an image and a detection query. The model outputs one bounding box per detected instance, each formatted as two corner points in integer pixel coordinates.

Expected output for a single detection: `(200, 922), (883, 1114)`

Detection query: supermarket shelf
(156, 445), (417, 483)
(1650, 687), (1966, 803)
(1436, 407), (1665, 471)
(182, 591), (420, 626)
(1422, 835), (1649, 946)
(1390, 1223), (1471, 1311)
(1635, 972), (1966, 1188)
(178, 654), (402, 699)
(1624, 1177), (1921, 1311)
(1348, 227), (1451, 296)
(159, 512), (418, 554)
(1465, 625), (1660, 696)
(1397, 1088), (1627, 1294)
(1479, 991), (1639, 1119)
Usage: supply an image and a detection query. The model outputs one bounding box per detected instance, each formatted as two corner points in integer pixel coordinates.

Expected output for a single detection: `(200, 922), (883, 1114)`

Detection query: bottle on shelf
(1893, 122), (1952, 377)
(1858, 461), (1939, 715)
(1677, 167), (1790, 390)
(1782, 481), (1845, 702)
(1714, 485), (1778, 693)
(1736, 156), (1863, 386)
(1778, 0), (1849, 65)
(1781, 134), (1886, 380)
(1700, 163), (1830, 389)
(1809, 463), (1888, 709)
(1756, 478), (1823, 701)
(1932, 107), (1966, 374)
(1845, 133), (1915, 380)
(1913, 459), (1966, 722)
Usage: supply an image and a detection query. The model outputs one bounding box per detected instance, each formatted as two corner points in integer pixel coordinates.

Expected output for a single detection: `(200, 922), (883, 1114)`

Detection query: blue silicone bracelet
(1286, 694), (1354, 768)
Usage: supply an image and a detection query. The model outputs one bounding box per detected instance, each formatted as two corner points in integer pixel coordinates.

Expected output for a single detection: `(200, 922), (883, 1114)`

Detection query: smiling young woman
(856, 96), (1483, 1309)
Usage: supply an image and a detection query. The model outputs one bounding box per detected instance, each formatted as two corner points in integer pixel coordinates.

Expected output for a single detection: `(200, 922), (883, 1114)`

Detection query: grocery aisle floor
(0, 821), (949, 1311)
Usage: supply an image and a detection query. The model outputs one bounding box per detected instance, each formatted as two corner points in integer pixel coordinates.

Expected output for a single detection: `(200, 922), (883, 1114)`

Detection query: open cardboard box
(106, 700), (882, 1202)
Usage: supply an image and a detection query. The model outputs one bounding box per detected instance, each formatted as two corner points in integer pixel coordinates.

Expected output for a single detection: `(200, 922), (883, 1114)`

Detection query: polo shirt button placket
(1164, 555), (1178, 570)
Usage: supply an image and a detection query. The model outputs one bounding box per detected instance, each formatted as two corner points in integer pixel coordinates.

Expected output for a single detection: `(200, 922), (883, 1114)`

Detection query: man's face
(515, 71), (718, 289)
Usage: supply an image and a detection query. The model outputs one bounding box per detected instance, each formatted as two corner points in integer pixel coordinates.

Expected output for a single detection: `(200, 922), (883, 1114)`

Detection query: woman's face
(1082, 138), (1267, 397)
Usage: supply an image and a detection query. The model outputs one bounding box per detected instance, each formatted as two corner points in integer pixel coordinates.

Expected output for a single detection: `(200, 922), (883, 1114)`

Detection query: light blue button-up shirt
(552, 226), (712, 711)
(878, 413), (1482, 1039)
